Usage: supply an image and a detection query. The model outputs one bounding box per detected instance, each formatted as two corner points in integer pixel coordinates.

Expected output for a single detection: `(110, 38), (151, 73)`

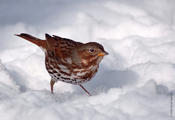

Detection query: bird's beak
(98, 51), (109, 57)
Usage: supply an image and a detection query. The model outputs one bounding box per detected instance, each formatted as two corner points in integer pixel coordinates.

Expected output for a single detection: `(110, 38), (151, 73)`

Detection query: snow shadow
(73, 65), (138, 95)
(7, 69), (28, 92)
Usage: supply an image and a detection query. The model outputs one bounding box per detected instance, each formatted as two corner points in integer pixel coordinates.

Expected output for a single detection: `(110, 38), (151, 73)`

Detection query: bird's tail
(15, 33), (47, 49)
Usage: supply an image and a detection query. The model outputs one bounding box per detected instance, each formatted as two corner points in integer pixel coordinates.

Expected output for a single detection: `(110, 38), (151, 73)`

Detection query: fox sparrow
(15, 33), (108, 96)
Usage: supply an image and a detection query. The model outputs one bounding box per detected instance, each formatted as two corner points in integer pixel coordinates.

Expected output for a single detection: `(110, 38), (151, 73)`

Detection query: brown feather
(15, 33), (46, 49)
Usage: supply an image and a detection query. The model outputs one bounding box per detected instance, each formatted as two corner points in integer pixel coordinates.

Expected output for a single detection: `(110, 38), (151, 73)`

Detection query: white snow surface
(0, 0), (175, 119)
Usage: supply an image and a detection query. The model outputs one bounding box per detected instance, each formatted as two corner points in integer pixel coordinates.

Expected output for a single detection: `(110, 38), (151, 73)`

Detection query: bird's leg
(50, 79), (56, 94)
(79, 84), (92, 96)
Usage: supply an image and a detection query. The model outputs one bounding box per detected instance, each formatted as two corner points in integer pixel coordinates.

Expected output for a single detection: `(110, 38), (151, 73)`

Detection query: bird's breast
(45, 56), (99, 84)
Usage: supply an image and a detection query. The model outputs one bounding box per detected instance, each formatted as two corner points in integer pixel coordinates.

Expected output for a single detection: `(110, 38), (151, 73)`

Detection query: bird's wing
(45, 34), (83, 60)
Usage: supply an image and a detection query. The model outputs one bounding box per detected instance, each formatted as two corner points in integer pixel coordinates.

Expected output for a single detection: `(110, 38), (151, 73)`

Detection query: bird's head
(75, 42), (108, 66)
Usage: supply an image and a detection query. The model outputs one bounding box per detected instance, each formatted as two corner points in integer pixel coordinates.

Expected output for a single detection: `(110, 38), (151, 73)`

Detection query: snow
(0, 0), (175, 119)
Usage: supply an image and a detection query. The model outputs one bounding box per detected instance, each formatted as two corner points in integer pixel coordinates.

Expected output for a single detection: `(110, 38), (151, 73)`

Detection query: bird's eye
(89, 48), (95, 53)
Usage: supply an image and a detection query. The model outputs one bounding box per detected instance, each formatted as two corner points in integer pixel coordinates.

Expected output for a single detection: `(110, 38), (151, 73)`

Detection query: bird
(15, 33), (108, 96)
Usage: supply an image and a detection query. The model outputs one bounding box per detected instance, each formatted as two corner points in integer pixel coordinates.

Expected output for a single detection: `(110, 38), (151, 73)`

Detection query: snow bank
(0, 0), (175, 119)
